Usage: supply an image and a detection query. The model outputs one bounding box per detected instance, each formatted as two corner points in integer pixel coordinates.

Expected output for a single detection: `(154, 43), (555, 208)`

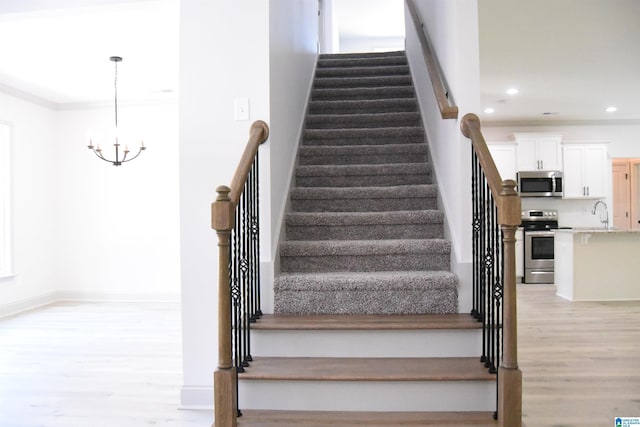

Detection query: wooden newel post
(498, 179), (522, 427)
(211, 185), (237, 427)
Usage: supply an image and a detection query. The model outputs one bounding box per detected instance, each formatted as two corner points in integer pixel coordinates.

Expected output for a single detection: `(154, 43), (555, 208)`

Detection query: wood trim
(405, 0), (458, 120)
(628, 158), (640, 231)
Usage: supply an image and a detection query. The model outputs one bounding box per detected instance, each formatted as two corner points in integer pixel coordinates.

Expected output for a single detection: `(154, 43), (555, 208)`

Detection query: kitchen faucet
(592, 200), (609, 229)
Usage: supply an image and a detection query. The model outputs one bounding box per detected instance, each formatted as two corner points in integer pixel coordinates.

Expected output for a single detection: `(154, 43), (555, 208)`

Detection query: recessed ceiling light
(606, 106), (617, 113)
(484, 107), (495, 114)
(506, 88), (519, 95)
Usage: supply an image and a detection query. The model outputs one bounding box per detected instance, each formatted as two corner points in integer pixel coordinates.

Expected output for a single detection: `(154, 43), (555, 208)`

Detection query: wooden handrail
(229, 120), (270, 206)
(405, 0), (458, 120)
(461, 113), (522, 427)
(460, 114), (520, 225)
(212, 120), (270, 427)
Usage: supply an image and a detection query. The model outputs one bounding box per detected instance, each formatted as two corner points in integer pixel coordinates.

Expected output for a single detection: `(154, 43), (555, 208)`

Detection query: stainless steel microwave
(517, 171), (563, 197)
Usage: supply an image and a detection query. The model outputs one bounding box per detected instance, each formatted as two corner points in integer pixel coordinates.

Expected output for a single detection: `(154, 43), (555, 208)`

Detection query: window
(0, 123), (12, 277)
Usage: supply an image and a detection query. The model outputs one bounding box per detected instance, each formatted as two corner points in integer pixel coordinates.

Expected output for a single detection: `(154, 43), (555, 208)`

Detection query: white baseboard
(179, 385), (214, 410)
(55, 290), (180, 303)
(0, 291), (60, 319)
(0, 290), (180, 319)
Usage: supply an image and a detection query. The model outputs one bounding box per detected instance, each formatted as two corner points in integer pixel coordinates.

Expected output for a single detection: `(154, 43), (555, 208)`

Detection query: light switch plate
(234, 98), (250, 121)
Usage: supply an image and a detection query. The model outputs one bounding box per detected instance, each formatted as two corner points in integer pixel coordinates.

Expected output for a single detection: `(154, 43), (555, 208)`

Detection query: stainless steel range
(521, 209), (558, 284)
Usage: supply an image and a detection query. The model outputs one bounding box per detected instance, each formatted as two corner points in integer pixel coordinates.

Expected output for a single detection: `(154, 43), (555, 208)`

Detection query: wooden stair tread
(239, 357), (494, 382)
(252, 313), (481, 330)
(233, 410), (498, 426)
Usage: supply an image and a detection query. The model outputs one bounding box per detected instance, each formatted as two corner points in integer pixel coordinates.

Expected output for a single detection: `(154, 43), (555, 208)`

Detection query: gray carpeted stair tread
(275, 271), (457, 291)
(314, 75), (412, 89)
(286, 210), (443, 226)
(304, 126), (424, 146)
(280, 239), (450, 257)
(298, 143), (428, 165)
(296, 163), (431, 177)
(290, 184), (438, 200)
(315, 65), (410, 78)
(274, 271), (458, 315)
(312, 86), (416, 101)
(295, 163), (431, 188)
(306, 112), (421, 129)
(285, 211), (444, 241)
(309, 98), (418, 115)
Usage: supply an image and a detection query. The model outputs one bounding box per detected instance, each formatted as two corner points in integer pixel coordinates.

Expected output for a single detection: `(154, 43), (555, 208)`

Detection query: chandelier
(87, 56), (146, 166)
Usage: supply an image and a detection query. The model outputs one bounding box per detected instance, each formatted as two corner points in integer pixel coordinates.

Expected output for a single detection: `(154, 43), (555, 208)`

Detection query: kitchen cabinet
(487, 142), (517, 181)
(514, 133), (562, 171)
(562, 143), (608, 198)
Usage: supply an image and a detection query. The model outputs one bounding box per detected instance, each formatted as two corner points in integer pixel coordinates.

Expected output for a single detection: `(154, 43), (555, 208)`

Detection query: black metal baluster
(471, 151), (480, 319)
(252, 156), (262, 318)
(233, 209), (243, 374)
(480, 172), (489, 366)
(243, 183), (253, 368)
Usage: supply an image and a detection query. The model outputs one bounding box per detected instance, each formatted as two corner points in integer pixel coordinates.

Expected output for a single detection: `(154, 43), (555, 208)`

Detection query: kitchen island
(554, 228), (640, 301)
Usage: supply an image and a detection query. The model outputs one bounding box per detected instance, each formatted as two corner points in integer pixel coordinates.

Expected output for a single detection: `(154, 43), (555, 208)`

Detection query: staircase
(233, 51), (498, 426)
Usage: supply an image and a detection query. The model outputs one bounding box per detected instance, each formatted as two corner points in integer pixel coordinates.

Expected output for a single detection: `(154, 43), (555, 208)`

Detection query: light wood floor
(518, 284), (640, 427)
(0, 301), (213, 427)
(1, 285), (639, 426)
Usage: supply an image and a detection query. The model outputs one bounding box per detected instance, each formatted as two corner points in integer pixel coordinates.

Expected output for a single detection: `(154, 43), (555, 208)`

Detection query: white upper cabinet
(487, 142), (517, 181)
(562, 143), (608, 198)
(514, 133), (563, 171)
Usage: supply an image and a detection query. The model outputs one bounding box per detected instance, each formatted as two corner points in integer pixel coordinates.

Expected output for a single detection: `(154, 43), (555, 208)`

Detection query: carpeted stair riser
(295, 163), (431, 188)
(309, 99), (418, 115)
(319, 51), (405, 60)
(306, 112), (421, 130)
(314, 75), (412, 89)
(312, 86), (416, 101)
(274, 271), (458, 315)
(280, 240), (451, 273)
(315, 65), (410, 78)
(317, 55), (407, 69)
(274, 289), (457, 315)
(286, 211), (444, 241)
(298, 144), (428, 166)
(290, 185), (438, 213)
(303, 127), (424, 146)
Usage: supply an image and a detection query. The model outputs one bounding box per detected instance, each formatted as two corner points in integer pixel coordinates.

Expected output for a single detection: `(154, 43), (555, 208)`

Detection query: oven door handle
(525, 230), (555, 237)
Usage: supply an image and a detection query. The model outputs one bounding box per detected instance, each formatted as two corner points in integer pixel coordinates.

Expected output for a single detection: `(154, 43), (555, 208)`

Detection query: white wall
(0, 91), (181, 318)
(0, 92), (57, 316)
(54, 103), (180, 299)
(179, 0), (317, 409)
(266, 0), (319, 312)
(339, 36), (405, 53)
(405, 0), (480, 312)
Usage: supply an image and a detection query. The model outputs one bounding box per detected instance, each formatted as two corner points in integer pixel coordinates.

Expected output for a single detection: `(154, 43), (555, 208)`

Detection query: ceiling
(0, 0), (178, 108)
(479, 0), (640, 124)
(0, 0), (638, 124)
